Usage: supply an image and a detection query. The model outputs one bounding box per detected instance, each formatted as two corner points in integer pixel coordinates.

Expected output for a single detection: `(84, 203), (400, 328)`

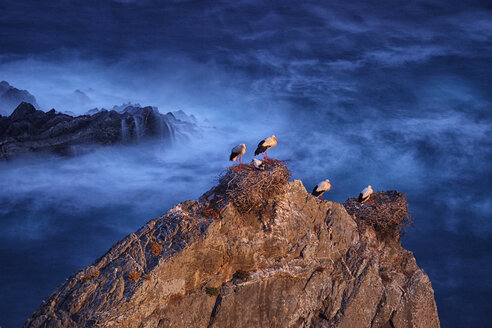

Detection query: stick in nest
(213, 160), (291, 213)
(343, 191), (412, 241)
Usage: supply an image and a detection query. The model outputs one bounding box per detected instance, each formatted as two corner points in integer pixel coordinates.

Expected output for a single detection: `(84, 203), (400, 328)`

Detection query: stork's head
(326, 179), (332, 190)
(272, 135), (278, 143)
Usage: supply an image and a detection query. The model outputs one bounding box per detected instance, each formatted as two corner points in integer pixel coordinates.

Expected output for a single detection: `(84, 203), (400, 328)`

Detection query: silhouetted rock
(0, 81), (39, 115)
(0, 102), (198, 159)
(9, 101), (38, 121)
(24, 162), (440, 328)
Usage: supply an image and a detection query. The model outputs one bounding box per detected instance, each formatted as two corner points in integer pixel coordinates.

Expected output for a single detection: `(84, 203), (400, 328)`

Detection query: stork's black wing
(311, 185), (322, 197)
(254, 139), (268, 155)
(230, 151), (240, 161)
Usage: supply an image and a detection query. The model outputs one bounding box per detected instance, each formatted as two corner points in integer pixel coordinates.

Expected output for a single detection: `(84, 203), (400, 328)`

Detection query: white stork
(358, 185), (373, 203)
(230, 144), (246, 171)
(252, 158), (265, 170)
(312, 179), (332, 200)
(254, 135), (278, 161)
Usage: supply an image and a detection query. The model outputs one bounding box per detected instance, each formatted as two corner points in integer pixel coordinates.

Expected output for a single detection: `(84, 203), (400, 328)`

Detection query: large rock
(0, 81), (39, 115)
(0, 103), (198, 159)
(23, 163), (440, 328)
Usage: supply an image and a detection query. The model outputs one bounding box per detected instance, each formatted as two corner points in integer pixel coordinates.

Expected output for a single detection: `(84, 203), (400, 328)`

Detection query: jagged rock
(0, 103), (199, 159)
(0, 81), (39, 115)
(111, 103), (142, 113)
(23, 163), (440, 328)
(173, 110), (198, 124)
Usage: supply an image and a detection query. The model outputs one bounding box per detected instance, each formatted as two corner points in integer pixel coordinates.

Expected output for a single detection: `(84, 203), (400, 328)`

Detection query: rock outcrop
(0, 81), (39, 115)
(24, 162), (440, 328)
(0, 103), (198, 159)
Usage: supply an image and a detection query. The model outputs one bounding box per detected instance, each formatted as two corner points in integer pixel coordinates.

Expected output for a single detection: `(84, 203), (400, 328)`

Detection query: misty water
(1, 1), (492, 326)
(1, 105), (490, 327)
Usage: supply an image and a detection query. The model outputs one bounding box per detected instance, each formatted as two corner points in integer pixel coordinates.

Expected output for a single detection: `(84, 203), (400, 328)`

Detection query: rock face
(24, 163), (440, 328)
(0, 81), (39, 115)
(0, 102), (198, 159)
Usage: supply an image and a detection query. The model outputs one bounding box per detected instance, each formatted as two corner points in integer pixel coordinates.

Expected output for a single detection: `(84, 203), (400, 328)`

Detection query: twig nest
(343, 191), (412, 241)
(216, 160), (291, 213)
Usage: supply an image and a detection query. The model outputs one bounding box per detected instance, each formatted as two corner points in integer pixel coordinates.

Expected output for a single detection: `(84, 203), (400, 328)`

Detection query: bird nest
(343, 191), (412, 241)
(210, 160), (291, 214)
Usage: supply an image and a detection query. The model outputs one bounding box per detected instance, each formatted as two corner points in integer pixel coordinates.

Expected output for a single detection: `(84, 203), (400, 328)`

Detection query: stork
(254, 135), (278, 161)
(312, 179), (332, 200)
(358, 185), (373, 203)
(252, 158), (265, 170)
(230, 144), (246, 171)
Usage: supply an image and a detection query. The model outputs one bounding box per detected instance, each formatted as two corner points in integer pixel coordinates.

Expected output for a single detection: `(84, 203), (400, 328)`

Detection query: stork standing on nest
(312, 179), (332, 200)
(230, 144), (246, 171)
(358, 185), (373, 203)
(254, 135), (278, 161)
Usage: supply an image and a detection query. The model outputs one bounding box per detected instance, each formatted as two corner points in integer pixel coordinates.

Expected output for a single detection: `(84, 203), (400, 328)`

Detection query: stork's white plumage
(312, 179), (332, 200)
(358, 185), (373, 203)
(252, 158), (265, 170)
(254, 135), (278, 161)
(230, 144), (246, 171)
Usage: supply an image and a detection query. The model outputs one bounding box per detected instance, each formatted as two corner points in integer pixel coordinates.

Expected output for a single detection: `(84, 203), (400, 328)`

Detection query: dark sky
(0, 1), (491, 327)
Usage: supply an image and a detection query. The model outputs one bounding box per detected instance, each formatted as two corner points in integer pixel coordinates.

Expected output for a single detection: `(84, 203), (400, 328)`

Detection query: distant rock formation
(173, 109), (198, 124)
(24, 162), (440, 328)
(69, 89), (93, 110)
(0, 102), (199, 159)
(110, 102), (142, 113)
(87, 104), (197, 125)
(72, 89), (91, 103)
(0, 81), (39, 115)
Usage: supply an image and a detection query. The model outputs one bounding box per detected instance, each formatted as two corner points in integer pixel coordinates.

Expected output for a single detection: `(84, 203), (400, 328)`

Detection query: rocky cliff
(0, 81), (39, 115)
(24, 162), (440, 328)
(0, 102), (198, 159)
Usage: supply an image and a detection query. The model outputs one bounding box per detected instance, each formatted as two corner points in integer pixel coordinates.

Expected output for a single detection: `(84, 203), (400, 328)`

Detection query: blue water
(1, 1), (492, 326)
(0, 112), (490, 327)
